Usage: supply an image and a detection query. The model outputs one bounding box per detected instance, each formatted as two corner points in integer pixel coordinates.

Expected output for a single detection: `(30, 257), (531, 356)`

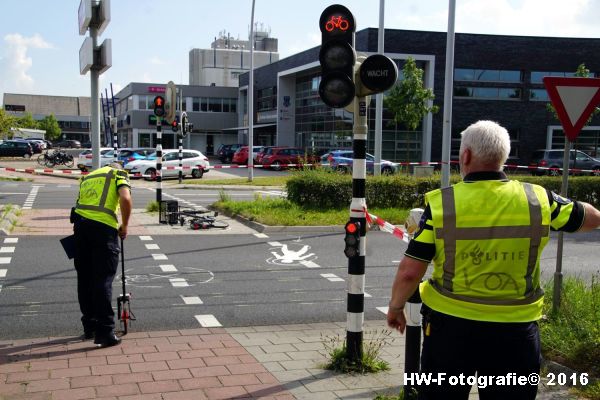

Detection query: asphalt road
(1, 178), (599, 341)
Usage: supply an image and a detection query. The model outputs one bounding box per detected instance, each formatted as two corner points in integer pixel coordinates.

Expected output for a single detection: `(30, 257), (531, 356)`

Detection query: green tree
(15, 112), (40, 130)
(0, 109), (17, 139)
(384, 57), (439, 131)
(38, 114), (62, 141)
(546, 63), (600, 122)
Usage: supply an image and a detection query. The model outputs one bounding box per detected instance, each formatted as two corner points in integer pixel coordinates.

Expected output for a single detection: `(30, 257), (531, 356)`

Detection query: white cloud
(149, 56), (166, 65)
(0, 33), (54, 92)
(284, 32), (320, 58)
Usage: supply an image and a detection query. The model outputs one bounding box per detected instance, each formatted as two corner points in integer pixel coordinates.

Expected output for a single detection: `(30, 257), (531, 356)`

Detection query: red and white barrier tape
(350, 207), (410, 243)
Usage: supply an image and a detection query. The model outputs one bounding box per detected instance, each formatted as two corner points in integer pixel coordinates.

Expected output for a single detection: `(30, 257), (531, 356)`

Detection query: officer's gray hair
(459, 120), (510, 167)
(108, 162), (124, 170)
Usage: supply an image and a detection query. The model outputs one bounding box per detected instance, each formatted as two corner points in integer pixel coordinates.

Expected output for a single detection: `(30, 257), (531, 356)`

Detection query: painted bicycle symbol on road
(115, 267), (214, 289)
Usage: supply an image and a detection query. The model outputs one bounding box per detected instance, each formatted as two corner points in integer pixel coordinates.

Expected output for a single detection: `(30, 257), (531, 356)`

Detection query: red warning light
(155, 98), (163, 106)
(324, 15), (349, 32)
(346, 222), (357, 233)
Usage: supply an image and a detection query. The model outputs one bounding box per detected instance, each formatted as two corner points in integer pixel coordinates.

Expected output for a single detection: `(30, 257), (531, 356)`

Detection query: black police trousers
(417, 305), (541, 400)
(73, 217), (119, 337)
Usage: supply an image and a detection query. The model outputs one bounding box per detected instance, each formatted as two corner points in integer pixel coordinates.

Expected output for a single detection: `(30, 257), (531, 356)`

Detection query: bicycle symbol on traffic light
(325, 15), (349, 32)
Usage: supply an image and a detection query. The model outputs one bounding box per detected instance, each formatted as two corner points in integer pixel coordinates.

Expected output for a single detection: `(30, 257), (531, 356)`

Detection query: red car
(260, 147), (319, 170)
(232, 146), (263, 165)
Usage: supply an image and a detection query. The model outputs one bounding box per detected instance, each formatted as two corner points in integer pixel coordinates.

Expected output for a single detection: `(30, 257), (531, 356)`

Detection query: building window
(193, 97), (200, 112)
(531, 71), (577, 84)
(455, 68), (522, 82)
(208, 98), (222, 112)
(454, 87), (521, 100)
(529, 89), (549, 101)
(201, 98), (208, 112)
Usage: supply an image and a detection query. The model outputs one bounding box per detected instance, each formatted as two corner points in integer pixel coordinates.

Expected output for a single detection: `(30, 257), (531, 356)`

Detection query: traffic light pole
(346, 96), (368, 363)
(156, 118), (162, 203)
(178, 135), (183, 184)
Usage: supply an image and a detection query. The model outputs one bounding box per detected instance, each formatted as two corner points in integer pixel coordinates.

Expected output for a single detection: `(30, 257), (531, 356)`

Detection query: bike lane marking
(0, 247), (15, 253)
(195, 314), (222, 327)
(254, 233), (269, 238)
(4, 238), (18, 243)
(145, 244), (160, 250)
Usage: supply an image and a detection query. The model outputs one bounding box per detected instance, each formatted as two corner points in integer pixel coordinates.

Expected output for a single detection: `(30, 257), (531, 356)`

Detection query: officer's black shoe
(94, 333), (121, 347)
(81, 331), (94, 340)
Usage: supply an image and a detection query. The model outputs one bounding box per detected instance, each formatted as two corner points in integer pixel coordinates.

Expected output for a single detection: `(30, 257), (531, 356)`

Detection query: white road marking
(3, 238), (18, 244)
(195, 314), (222, 327)
(159, 264), (178, 272)
(0, 269), (6, 278)
(152, 254), (168, 260)
(170, 278), (189, 287)
(0, 285), (2, 293)
(57, 185), (72, 188)
(376, 306), (389, 314)
(182, 296), (203, 305)
(0, 247), (15, 253)
(0, 258), (11, 264)
(254, 233), (269, 238)
(364, 292), (372, 298)
(268, 241), (283, 247)
(145, 244), (160, 250)
(300, 260), (320, 269)
(320, 273), (344, 282)
(0, 192), (29, 195)
(139, 236), (153, 241)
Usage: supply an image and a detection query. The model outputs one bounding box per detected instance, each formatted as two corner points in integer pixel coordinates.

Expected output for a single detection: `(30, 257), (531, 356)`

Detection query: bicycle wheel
(36, 154), (46, 166)
(64, 155), (74, 168)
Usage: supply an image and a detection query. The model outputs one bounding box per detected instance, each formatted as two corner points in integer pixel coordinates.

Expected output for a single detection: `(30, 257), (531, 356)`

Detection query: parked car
(117, 147), (155, 166)
(255, 146), (277, 164)
(55, 140), (82, 149)
(78, 149), (120, 171)
(0, 140), (33, 158)
(216, 144), (242, 163)
(232, 146), (264, 164)
(260, 147), (319, 170)
(320, 150), (399, 175)
(124, 149), (210, 180)
(14, 139), (43, 154)
(78, 147), (113, 159)
(22, 138), (47, 150)
(529, 149), (600, 176)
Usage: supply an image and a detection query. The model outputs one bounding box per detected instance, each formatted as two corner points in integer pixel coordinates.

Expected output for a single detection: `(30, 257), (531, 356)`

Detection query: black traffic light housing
(171, 120), (178, 133)
(153, 96), (165, 117)
(344, 221), (360, 258)
(318, 4), (356, 109)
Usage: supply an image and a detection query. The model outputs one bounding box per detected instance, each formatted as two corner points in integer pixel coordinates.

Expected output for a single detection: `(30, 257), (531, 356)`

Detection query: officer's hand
(387, 308), (407, 334)
(118, 225), (128, 239)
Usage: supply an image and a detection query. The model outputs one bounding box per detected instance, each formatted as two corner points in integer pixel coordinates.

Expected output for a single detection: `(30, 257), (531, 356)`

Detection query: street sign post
(543, 76), (600, 313)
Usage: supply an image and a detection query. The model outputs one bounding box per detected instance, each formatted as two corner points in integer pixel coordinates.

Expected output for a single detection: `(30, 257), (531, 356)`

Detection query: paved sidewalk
(0, 321), (406, 400)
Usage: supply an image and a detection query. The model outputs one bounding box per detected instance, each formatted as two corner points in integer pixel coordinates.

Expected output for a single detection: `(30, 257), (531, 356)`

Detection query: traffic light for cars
(318, 4), (356, 109)
(171, 120), (178, 133)
(153, 96), (165, 117)
(344, 221), (360, 258)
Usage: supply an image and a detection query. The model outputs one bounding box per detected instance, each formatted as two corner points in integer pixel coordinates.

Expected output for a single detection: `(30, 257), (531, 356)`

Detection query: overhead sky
(1, 0), (599, 101)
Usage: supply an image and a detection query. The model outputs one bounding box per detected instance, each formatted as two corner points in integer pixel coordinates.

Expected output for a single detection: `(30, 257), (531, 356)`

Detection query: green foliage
(384, 57), (439, 131)
(15, 112), (39, 130)
(145, 200), (160, 213)
(541, 275), (600, 378)
(37, 114), (61, 140)
(320, 330), (392, 374)
(546, 63), (600, 123)
(286, 170), (600, 210)
(0, 109), (17, 138)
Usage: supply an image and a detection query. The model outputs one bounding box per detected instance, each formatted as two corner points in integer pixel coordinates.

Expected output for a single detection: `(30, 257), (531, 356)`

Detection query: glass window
(454, 87), (521, 99)
(230, 99), (237, 113)
(201, 98), (208, 112)
(223, 99), (230, 113)
(193, 97), (200, 112)
(208, 98), (222, 112)
(455, 68), (521, 82)
(138, 95), (147, 109)
(531, 71), (577, 83)
(530, 89), (549, 101)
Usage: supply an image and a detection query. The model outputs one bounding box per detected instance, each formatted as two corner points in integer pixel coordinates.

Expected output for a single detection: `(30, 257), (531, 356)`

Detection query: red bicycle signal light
(344, 221), (360, 258)
(346, 222), (357, 234)
(171, 120), (178, 132)
(324, 15), (349, 32)
(153, 96), (165, 117)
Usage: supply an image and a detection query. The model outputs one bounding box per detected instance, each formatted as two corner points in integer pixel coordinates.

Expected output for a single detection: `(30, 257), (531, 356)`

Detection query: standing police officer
(387, 120), (600, 399)
(73, 162), (132, 347)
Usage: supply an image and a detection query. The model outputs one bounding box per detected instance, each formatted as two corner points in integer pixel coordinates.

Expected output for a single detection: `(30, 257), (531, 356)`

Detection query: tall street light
(248, 0), (256, 182)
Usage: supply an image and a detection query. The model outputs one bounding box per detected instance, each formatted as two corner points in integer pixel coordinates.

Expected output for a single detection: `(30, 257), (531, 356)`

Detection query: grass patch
(146, 200), (160, 213)
(541, 275), (600, 399)
(0, 176), (28, 182)
(185, 176), (289, 186)
(320, 330), (393, 374)
(213, 196), (408, 226)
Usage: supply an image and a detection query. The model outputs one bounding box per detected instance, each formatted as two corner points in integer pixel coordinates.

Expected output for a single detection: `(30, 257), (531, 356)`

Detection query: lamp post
(248, 0), (256, 182)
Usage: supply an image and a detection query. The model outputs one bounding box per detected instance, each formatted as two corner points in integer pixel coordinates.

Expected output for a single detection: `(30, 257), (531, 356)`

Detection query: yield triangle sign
(543, 77), (600, 142)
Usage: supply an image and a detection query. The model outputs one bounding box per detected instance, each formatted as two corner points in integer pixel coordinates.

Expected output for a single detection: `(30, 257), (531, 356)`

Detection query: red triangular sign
(543, 77), (600, 142)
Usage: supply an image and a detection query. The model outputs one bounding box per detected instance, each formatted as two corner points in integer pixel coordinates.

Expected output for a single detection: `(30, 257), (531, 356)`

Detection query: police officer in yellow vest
(387, 120), (600, 399)
(73, 162), (132, 347)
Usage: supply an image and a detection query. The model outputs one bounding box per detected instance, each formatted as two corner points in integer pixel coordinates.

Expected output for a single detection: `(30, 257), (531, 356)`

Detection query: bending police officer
(72, 162), (132, 347)
(387, 120), (600, 399)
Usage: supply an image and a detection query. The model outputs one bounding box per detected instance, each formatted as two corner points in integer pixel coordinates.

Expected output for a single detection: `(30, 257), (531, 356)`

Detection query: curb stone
(0, 206), (20, 235)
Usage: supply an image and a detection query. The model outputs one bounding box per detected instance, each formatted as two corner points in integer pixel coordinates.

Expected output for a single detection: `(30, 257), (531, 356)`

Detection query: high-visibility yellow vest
(419, 180), (551, 322)
(75, 166), (129, 229)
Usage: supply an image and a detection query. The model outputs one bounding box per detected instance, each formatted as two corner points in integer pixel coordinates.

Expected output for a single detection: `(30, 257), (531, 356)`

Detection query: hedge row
(286, 170), (600, 210)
